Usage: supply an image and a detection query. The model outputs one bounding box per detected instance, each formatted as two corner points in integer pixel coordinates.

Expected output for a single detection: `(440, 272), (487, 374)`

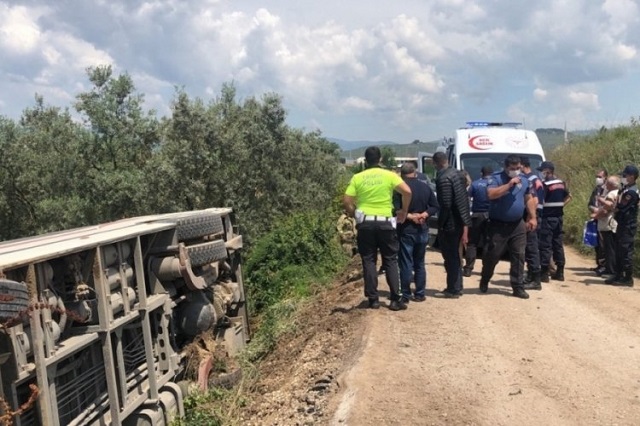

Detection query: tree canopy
(0, 66), (344, 244)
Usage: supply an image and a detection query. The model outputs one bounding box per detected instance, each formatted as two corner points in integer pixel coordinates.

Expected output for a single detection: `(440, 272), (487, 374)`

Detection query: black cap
(536, 161), (555, 171)
(621, 164), (639, 177)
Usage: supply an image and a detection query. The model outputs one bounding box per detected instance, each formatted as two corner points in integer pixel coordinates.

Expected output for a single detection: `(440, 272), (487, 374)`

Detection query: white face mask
(621, 177), (628, 186)
(507, 169), (520, 178)
(595, 177), (604, 186)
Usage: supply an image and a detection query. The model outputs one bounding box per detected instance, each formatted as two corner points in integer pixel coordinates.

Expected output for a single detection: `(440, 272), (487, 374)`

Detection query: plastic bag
(583, 220), (598, 248)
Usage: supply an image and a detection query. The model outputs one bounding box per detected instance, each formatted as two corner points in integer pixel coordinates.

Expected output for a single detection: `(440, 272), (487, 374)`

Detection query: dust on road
(329, 246), (640, 426)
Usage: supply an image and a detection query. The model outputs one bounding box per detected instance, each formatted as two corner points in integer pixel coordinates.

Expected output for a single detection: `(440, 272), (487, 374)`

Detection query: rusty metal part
(0, 383), (39, 426)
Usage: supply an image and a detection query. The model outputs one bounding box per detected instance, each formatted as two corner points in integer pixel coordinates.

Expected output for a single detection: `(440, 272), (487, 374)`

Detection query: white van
(419, 122), (546, 247)
(445, 121), (546, 179)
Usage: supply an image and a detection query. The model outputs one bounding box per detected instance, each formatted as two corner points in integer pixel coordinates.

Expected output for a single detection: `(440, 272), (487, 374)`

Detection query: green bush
(171, 389), (225, 426)
(245, 210), (348, 312)
(549, 120), (640, 273)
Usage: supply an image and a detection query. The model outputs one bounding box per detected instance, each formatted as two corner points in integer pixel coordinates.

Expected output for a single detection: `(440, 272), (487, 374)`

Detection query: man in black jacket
(394, 162), (440, 302)
(433, 152), (472, 298)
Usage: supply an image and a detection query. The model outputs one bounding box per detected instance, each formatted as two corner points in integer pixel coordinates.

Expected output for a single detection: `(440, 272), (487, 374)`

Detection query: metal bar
(136, 235), (159, 402)
(113, 329), (128, 409)
(94, 249), (122, 426)
(28, 264), (58, 426)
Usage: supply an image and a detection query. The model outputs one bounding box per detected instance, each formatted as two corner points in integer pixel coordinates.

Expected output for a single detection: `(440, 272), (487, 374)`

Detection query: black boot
(540, 266), (550, 283)
(605, 274), (622, 284)
(523, 271), (542, 290)
(551, 265), (564, 281)
(512, 287), (530, 299)
(523, 270), (533, 284)
(617, 271), (634, 287)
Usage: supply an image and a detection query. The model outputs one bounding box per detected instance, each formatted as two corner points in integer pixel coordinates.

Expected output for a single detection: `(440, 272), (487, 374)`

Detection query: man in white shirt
(593, 176), (620, 276)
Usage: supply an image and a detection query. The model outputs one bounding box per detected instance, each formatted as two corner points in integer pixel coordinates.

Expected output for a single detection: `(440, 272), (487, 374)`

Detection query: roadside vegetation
(549, 119), (640, 273)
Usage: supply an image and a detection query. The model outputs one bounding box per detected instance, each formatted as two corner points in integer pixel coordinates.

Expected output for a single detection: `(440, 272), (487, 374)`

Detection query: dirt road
(329, 247), (640, 426)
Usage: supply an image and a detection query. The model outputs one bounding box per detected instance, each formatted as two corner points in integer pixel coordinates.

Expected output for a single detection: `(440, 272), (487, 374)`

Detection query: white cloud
(0, 0), (639, 142)
(615, 43), (637, 60)
(568, 91), (600, 109)
(602, 0), (639, 32)
(0, 4), (43, 53)
(342, 96), (374, 111)
(533, 88), (548, 102)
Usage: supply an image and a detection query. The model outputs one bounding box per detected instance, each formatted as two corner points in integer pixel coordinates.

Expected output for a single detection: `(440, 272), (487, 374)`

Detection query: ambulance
(419, 121), (546, 247)
(445, 121), (546, 179)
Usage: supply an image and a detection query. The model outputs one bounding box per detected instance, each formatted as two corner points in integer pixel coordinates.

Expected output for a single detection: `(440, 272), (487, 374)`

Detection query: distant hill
(339, 140), (444, 159)
(337, 128), (594, 160)
(536, 128), (567, 150)
(328, 138), (396, 152)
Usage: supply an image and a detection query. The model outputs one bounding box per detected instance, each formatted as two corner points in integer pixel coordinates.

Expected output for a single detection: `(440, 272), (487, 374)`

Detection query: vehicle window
(460, 153), (543, 180)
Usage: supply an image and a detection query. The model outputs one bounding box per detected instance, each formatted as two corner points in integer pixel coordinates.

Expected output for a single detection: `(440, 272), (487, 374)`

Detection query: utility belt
(355, 210), (397, 229)
(363, 215), (393, 222)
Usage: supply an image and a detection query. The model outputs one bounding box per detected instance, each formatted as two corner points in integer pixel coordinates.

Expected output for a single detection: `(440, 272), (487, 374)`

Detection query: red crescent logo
(468, 135), (494, 150)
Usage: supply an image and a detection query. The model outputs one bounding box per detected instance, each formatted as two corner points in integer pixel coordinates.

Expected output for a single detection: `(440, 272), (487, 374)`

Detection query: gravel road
(330, 246), (640, 426)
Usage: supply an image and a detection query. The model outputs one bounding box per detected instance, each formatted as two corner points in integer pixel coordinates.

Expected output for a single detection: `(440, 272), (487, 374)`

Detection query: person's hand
(396, 210), (408, 224)
(509, 176), (521, 187)
(461, 227), (469, 247)
(526, 217), (537, 232)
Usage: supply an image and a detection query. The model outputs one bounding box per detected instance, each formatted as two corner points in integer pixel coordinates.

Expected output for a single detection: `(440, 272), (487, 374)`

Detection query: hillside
(338, 128), (578, 159)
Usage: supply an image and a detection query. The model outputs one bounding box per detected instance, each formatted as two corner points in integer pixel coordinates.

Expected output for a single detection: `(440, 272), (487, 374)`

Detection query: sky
(1, 0), (639, 144)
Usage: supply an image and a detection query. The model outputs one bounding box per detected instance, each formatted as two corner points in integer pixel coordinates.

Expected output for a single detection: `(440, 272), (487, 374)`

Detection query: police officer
(343, 146), (412, 310)
(521, 157), (544, 290)
(605, 165), (639, 286)
(463, 165), (493, 277)
(479, 155), (538, 299)
(537, 161), (572, 282)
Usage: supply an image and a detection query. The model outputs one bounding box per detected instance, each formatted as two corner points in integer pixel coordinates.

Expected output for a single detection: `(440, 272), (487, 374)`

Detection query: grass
(549, 120), (640, 271)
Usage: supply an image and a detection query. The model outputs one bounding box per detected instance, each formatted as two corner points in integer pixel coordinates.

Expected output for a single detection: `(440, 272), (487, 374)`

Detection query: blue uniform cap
(536, 161), (554, 171)
(621, 164), (639, 177)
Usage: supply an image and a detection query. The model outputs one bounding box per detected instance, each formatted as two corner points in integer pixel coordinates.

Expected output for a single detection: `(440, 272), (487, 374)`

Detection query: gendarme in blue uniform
(541, 178), (569, 217)
(614, 183), (640, 228)
(487, 171), (530, 222)
(522, 171), (544, 213)
(469, 176), (491, 213)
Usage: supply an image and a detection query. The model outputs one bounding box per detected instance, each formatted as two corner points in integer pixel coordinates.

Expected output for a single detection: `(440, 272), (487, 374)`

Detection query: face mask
(507, 169), (520, 178)
(540, 172), (548, 180)
(595, 177), (604, 186)
(621, 177), (628, 186)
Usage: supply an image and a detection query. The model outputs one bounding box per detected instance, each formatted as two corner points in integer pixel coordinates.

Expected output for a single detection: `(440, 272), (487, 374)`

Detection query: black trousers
(595, 234), (606, 268)
(539, 216), (565, 268)
(600, 230), (616, 275)
(357, 221), (401, 301)
(439, 228), (464, 293)
(524, 215), (540, 273)
(614, 224), (636, 277)
(464, 212), (488, 270)
(481, 220), (526, 290)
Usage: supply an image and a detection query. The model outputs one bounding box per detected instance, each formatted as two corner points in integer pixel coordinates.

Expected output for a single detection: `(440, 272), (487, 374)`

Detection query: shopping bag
(582, 220), (598, 248)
